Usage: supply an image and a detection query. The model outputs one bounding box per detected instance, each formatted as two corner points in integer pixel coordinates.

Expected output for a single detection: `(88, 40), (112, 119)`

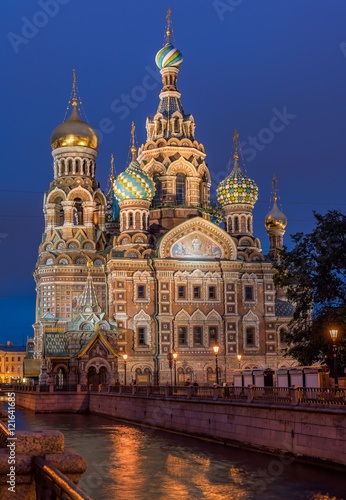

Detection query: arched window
(74, 198), (83, 225)
(129, 213), (133, 228)
(174, 118), (179, 133)
(68, 159), (72, 173)
(83, 160), (87, 175)
(247, 218), (251, 232)
(279, 328), (286, 344)
(56, 198), (64, 226)
(228, 218), (232, 232)
(200, 173), (207, 206)
(234, 216), (239, 232)
(142, 213), (147, 230)
(75, 160), (80, 174)
(152, 174), (161, 207)
(176, 173), (186, 206)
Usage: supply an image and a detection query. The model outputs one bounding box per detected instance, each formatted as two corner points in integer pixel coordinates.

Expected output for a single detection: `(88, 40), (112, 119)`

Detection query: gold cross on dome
(166, 7), (171, 30)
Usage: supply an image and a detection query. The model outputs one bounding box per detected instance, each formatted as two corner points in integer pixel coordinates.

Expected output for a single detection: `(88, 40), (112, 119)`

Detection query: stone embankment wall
(89, 394), (346, 468)
(15, 392), (89, 413)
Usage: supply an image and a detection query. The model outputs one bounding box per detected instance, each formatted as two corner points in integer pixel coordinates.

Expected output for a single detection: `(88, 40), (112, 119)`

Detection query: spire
(233, 129), (239, 164)
(131, 122), (137, 161)
(79, 257), (100, 310)
(166, 7), (172, 44)
(272, 175), (278, 205)
(72, 68), (77, 106)
(110, 153), (115, 182)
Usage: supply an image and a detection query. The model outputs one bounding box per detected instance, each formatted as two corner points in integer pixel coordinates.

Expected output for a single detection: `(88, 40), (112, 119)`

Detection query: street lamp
(213, 345), (220, 385)
(329, 330), (338, 388)
(237, 354), (242, 369)
(123, 353), (128, 385)
(172, 351), (178, 386)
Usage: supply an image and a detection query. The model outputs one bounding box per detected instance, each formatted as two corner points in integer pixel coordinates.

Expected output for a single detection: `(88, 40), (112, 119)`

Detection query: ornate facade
(33, 16), (296, 386)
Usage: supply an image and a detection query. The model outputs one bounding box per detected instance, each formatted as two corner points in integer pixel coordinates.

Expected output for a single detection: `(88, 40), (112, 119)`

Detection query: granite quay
(12, 385), (346, 470)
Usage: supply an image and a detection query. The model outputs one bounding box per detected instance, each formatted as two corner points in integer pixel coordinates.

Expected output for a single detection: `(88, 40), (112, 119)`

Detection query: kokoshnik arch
(33, 12), (296, 387)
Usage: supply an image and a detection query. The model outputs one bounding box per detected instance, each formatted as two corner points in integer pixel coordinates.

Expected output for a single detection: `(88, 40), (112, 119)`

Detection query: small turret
(265, 176), (287, 260)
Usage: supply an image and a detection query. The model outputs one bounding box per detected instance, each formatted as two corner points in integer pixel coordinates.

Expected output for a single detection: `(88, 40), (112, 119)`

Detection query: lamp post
(172, 351), (178, 386)
(213, 345), (220, 385)
(329, 330), (338, 388)
(123, 353), (128, 385)
(237, 354), (242, 369)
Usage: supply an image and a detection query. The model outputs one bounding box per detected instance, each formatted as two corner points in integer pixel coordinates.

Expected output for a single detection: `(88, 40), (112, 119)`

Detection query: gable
(159, 217), (237, 260)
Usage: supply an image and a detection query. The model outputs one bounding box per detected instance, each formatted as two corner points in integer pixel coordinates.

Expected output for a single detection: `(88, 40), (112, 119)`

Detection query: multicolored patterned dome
(216, 165), (258, 207)
(156, 43), (183, 69)
(113, 160), (155, 202)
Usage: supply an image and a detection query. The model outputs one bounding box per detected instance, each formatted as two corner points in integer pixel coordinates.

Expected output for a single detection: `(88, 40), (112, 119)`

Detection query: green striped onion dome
(113, 160), (155, 202)
(216, 166), (258, 206)
(155, 43), (183, 69)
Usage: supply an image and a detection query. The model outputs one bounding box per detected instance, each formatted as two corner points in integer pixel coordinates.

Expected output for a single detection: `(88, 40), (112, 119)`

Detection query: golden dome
(265, 198), (287, 230)
(51, 100), (98, 150)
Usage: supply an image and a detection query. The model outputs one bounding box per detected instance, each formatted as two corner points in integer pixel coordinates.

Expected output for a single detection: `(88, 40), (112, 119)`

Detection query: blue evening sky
(1, 0), (346, 344)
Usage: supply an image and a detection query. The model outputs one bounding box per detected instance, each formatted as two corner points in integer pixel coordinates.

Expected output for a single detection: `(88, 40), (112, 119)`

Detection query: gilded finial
(110, 153), (115, 182)
(166, 7), (172, 44)
(72, 69), (77, 106)
(272, 175), (278, 204)
(81, 251), (93, 275)
(131, 121), (137, 161)
(233, 129), (239, 162)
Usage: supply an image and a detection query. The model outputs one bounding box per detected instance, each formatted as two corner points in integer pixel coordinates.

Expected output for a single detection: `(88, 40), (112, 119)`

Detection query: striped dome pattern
(155, 43), (183, 69)
(113, 161), (155, 202)
(216, 167), (258, 207)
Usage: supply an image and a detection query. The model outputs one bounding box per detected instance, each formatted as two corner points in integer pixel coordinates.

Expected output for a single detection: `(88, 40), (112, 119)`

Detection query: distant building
(33, 14), (297, 386)
(0, 342), (26, 383)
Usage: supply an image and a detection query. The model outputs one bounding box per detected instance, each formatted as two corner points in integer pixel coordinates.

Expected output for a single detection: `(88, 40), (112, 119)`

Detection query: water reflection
(14, 410), (346, 500)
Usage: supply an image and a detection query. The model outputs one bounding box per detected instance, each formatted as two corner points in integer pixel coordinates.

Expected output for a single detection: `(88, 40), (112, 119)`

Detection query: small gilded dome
(51, 102), (98, 150)
(156, 43), (183, 69)
(216, 165), (258, 207)
(114, 161), (155, 202)
(265, 199), (287, 230)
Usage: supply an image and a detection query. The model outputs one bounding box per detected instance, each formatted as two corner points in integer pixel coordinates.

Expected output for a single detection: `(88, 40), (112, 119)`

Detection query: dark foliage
(274, 210), (346, 373)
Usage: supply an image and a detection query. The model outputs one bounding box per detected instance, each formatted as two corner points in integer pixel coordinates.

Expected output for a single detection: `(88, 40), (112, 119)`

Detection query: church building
(33, 13), (296, 386)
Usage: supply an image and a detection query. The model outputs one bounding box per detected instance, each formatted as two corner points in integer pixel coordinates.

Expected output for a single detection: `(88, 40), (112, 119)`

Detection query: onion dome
(264, 176), (287, 230)
(51, 100), (98, 150)
(113, 122), (155, 202)
(155, 8), (183, 69)
(51, 70), (98, 150)
(216, 130), (258, 207)
(114, 160), (155, 201)
(156, 43), (183, 69)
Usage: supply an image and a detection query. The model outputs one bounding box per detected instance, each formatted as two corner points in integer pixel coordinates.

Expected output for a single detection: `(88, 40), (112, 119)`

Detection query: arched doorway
(87, 366), (109, 385)
(55, 367), (67, 387)
(87, 367), (99, 386)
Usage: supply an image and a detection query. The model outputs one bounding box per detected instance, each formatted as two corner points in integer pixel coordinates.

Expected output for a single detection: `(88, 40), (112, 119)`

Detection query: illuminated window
(193, 286), (201, 299)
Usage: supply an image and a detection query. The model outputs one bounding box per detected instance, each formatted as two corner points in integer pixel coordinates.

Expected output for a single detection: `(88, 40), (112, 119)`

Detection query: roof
(0, 346), (26, 353)
(275, 299), (295, 318)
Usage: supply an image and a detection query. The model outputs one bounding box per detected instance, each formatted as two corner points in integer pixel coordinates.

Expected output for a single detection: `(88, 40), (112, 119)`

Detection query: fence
(13, 384), (346, 408)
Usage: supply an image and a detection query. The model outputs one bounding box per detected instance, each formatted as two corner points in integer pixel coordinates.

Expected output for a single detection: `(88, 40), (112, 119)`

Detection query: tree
(274, 210), (346, 374)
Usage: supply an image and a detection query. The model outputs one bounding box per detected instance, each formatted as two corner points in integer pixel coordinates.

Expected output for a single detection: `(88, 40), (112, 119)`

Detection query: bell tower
(137, 9), (212, 234)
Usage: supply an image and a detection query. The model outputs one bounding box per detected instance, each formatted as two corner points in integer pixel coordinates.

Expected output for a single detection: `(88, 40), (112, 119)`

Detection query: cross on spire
(272, 175), (278, 204)
(166, 7), (172, 43)
(131, 121), (137, 161)
(233, 128), (239, 162)
(72, 69), (77, 106)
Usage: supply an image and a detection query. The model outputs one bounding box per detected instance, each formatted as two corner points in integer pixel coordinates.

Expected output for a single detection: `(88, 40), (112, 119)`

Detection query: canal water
(11, 407), (346, 500)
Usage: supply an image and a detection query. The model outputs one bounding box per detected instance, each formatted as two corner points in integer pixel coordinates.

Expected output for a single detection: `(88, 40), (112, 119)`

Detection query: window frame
(246, 326), (255, 346)
(138, 327), (146, 346)
(178, 326), (187, 346)
(193, 326), (203, 346)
